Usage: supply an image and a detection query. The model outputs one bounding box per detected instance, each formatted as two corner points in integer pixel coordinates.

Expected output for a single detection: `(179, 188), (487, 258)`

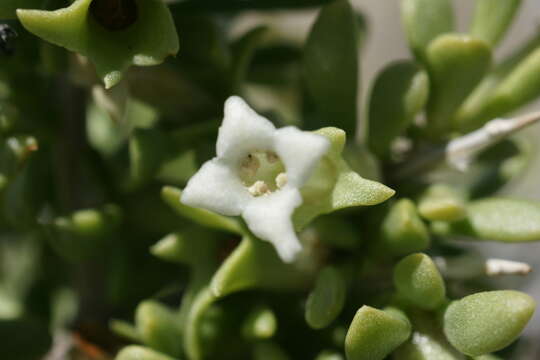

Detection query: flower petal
(273, 127), (330, 187)
(216, 96), (276, 162)
(181, 158), (250, 216)
(242, 188), (303, 262)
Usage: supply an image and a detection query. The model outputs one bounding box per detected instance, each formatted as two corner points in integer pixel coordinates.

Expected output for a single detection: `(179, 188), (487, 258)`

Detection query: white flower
(181, 96), (330, 262)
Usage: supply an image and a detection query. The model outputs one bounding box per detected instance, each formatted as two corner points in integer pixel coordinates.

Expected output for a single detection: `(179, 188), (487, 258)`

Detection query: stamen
(248, 181), (270, 196)
(275, 172), (288, 189)
(266, 151), (279, 163)
(240, 154), (260, 178)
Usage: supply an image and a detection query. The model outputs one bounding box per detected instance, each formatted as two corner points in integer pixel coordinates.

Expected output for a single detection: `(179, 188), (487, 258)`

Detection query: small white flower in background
(181, 96), (330, 262)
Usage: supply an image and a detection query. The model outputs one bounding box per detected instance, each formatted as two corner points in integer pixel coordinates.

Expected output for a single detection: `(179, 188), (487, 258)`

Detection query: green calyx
(17, 0), (179, 88)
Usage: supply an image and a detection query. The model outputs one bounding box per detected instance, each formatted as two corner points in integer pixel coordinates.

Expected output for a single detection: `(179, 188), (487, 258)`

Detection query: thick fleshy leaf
(448, 198), (540, 242)
(17, 0), (179, 88)
(367, 61), (429, 156)
(161, 186), (243, 235)
(115, 346), (178, 360)
(457, 47), (540, 130)
(305, 267), (346, 329)
(380, 199), (430, 256)
(127, 128), (170, 190)
(393, 253), (446, 310)
(345, 306), (411, 360)
(294, 127), (394, 229)
(303, 0), (360, 135)
(253, 341), (290, 360)
(425, 34), (491, 135)
(417, 184), (466, 222)
(135, 301), (182, 357)
(470, 0), (522, 47)
(455, 31), (540, 131)
(444, 290), (535, 356)
(401, 0), (455, 62)
(209, 235), (310, 298)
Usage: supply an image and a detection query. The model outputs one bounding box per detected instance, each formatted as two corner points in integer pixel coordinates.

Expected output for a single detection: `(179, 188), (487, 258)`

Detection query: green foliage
(393, 253), (446, 310)
(444, 291), (536, 356)
(1, 0), (540, 359)
(305, 266), (346, 329)
(368, 61), (429, 156)
(345, 306), (411, 360)
(304, 0), (360, 135)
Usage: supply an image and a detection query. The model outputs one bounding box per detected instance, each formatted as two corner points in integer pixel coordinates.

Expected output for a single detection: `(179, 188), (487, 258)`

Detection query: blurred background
(232, 0), (540, 357)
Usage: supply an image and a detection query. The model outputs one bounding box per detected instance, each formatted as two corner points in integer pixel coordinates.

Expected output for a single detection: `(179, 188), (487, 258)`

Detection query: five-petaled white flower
(181, 96), (330, 262)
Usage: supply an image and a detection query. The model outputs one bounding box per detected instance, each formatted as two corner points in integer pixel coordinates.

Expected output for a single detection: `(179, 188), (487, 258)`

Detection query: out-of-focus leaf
(393, 253), (446, 310)
(368, 61), (429, 156)
(448, 198), (540, 242)
(345, 306), (411, 360)
(380, 199), (430, 256)
(253, 341), (290, 360)
(455, 31), (540, 131)
(417, 184), (466, 222)
(401, 0), (455, 62)
(303, 0), (360, 135)
(115, 345), (178, 360)
(136, 301), (182, 357)
(174, 0), (333, 11)
(242, 305), (277, 340)
(151, 228), (218, 266)
(18, 0), (179, 88)
(161, 186), (243, 234)
(456, 47), (540, 130)
(210, 235), (310, 298)
(230, 26), (269, 94)
(305, 266), (346, 329)
(443, 290), (535, 356)
(470, 0), (522, 47)
(425, 34), (491, 136)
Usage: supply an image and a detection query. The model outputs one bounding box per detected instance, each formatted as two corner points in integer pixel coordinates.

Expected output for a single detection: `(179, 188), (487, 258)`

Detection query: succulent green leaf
(381, 199), (430, 256)
(425, 34), (491, 135)
(303, 0), (360, 135)
(135, 301), (182, 357)
(449, 198), (540, 242)
(210, 235), (310, 298)
(443, 290), (536, 356)
(0, 0), (42, 19)
(393, 253), (446, 310)
(314, 216), (361, 250)
(17, 0), (179, 88)
(345, 306), (411, 360)
(401, 0), (455, 62)
(0, 136), (38, 177)
(417, 184), (466, 222)
(161, 186), (243, 235)
(455, 29), (540, 130)
(243, 305), (278, 340)
(305, 266), (346, 329)
(115, 345), (178, 360)
(110, 319), (141, 342)
(458, 47), (540, 130)
(368, 61), (429, 156)
(230, 26), (269, 93)
(294, 128), (394, 229)
(470, 0), (522, 47)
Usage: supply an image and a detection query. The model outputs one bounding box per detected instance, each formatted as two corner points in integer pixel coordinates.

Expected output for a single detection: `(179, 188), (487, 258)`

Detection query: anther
(248, 181), (270, 196)
(276, 172), (288, 189)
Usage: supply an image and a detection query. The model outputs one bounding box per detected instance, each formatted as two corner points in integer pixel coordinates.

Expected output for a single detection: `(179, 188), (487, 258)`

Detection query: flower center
(239, 151), (287, 197)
